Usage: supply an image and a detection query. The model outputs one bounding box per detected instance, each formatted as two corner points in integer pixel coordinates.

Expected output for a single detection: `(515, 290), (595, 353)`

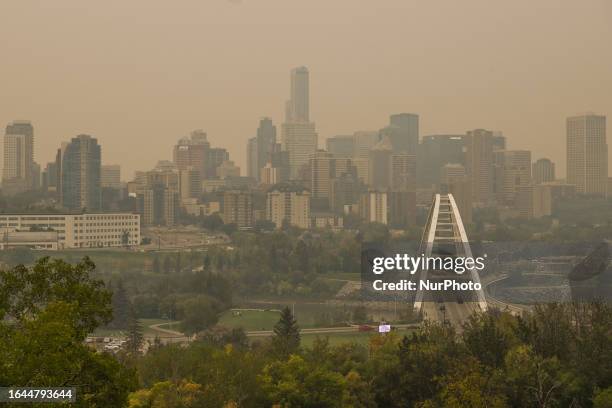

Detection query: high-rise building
(464, 129), (495, 206)
(440, 164), (472, 224)
(418, 134), (464, 188)
(179, 168), (201, 201)
(207, 147), (230, 178)
(174, 130), (210, 180)
(256, 118), (276, 178)
(266, 184), (311, 229)
(280, 68), (318, 181)
(286, 66), (310, 123)
(532, 158), (556, 184)
(248, 118), (277, 181)
(136, 164), (180, 226)
(3, 121), (35, 195)
(60, 135), (101, 211)
(269, 144), (290, 183)
(326, 136), (354, 158)
(246, 137), (258, 179)
(353, 131), (380, 158)
(281, 122), (317, 180)
(566, 114), (607, 195)
(310, 150), (334, 205)
(380, 113), (419, 153)
(388, 191), (416, 228)
(330, 172), (360, 213)
(139, 185), (179, 226)
(391, 153), (417, 191)
(217, 160), (240, 179)
(492, 131), (506, 151)
(222, 190), (253, 228)
(369, 136), (393, 190)
(532, 184), (553, 219)
(495, 150), (532, 205)
(42, 162), (58, 192)
(359, 191), (388, 224)
(101, 165), (121, 189)
(260, 163), (279, 186)
(309, 151), (356, 210)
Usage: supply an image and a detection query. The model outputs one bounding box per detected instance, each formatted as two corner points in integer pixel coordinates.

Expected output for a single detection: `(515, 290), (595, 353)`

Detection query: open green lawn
(322, 271), (361, 281)
(300, 331), (374, 347)
(300, 328), (416, 347)
(218, 309), (282, 331)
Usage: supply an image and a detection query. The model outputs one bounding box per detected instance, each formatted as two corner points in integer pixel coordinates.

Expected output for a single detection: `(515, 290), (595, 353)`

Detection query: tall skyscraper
(440, 164), (472, 224)
(352, 131), (380, 158)
(248, 118), (277, 181)
(266, 184), (311, 229)
(494, 150), (532, 205)
(532, 158), (556, 184)
(359, 191), (388, 224)
(286, 66), (310, 123)
(391, 153), (417, 191)
(566, 114), (607, 195)
(380, 113), (419, 154)
(282, 67), (317, 180)
(464, 129), (495, 206)
(326, 135), (354, 158)
(246, 137), (258, 179)
(418, 134), (464, 188)
(256, 117), (277, 176)
(222, 190), (253, 228)
(2, 121), (35, 195)
(101, 165), (121, 189)
(310, 150), (334, 204)
(60, 135), (102, 211)
(282, 122), (317, 180)
(369, 136), (393, 190)
(269, 144), (290, 183)
(173, 130), (210, 180)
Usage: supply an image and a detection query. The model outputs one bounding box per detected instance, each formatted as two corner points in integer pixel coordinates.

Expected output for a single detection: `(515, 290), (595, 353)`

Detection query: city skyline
(1, 1), (611, 178)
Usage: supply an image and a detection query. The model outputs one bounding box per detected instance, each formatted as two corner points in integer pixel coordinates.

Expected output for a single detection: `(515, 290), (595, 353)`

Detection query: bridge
(414, 193), (487, 327)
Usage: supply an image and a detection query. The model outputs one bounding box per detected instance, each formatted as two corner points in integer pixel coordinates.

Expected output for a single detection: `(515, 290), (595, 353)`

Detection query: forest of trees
(1, 257), (611, 407)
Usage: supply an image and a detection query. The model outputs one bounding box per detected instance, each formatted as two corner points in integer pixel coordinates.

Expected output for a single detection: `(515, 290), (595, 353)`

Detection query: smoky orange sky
(1, 0), (611, 180)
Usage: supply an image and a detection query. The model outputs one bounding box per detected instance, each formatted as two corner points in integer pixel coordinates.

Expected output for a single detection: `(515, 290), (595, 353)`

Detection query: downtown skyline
(1, 1), (611, 178)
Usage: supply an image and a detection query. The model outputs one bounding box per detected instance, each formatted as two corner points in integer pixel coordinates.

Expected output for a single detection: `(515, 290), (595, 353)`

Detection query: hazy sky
(1, 0), (611, 179)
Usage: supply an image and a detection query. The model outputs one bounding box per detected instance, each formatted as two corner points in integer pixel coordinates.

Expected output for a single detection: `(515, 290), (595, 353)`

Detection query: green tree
(462, 311), (515, 368)
(0, 257), (136, 407)
(109, 279), (132, 329)
(352, 305), (368, 324)
(261, 355), (346, 407)
(594, 387), (612, 408)
(271, 306), (301, 359)
(129, 380), (204, 408)
(126, 307), (144, 355)
(178, 295), (220, 336)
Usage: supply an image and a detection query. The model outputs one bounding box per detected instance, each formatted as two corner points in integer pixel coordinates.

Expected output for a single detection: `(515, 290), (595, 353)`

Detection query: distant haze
(1, 0), (610, 179)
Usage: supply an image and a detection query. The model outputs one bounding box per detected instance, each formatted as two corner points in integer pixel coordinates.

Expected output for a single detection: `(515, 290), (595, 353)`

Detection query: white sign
(378, 324), (391, 333)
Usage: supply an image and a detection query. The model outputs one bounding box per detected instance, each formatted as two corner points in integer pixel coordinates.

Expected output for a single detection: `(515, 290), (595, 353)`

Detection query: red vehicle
(358, 325), (375, 332)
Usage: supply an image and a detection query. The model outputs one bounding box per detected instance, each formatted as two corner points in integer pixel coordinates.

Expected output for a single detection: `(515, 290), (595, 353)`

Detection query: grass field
(300, 331), (373, 347)
(218, 309), (282, 331)
(301, 328), (416, 347)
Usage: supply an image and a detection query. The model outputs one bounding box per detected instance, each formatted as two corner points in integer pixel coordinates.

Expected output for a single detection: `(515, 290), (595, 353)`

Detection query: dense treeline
(131, 303), (612, 407)
(2, 257), (612, 407)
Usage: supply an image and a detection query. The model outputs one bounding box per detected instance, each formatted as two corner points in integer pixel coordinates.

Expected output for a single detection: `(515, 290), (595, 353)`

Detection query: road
(246, 323), (419, 338)
(421, 301), (479, 331)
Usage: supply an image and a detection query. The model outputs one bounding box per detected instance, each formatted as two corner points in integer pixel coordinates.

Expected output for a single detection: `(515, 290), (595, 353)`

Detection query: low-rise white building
(0, 212), (140, 249)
